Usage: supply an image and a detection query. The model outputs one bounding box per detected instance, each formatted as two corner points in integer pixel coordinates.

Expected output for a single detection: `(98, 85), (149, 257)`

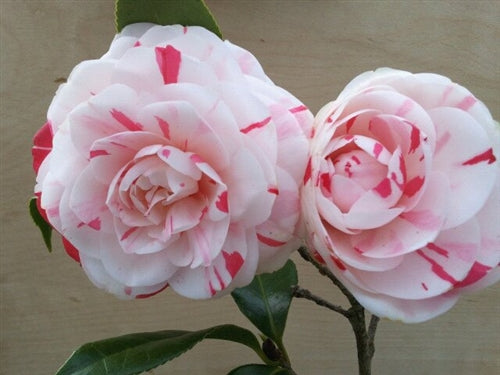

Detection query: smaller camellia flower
(301, 68), (499, 322)
(33, 23), (312, 299)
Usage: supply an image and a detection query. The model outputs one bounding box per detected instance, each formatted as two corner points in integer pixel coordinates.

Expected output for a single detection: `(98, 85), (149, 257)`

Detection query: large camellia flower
(33, 23), (312, 299)
(302, 68), (499, 322)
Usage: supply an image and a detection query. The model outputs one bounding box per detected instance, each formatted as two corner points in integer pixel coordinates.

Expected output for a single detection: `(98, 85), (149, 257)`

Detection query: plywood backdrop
(1, 1), (499, 374)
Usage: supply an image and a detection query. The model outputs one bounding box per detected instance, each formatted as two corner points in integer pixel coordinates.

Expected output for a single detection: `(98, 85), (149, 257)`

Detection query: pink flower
(33, 23), (312, 299)
(302, 68), (499, 322)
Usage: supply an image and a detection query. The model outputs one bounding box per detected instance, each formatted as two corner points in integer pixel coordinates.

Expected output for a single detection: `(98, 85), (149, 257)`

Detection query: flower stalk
(295, 246), (380, 375)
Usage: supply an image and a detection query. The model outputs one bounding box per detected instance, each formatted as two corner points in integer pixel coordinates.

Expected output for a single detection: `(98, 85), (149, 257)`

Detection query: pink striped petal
(316, 189), (404, 234)
(255, 168), (300, 272)
(223, 147), (275, 226)
(69, 166), (109, 229)
(38, 172), (64, 230)
(361, 171), (448, 258)
(155, 45), (181, 84)
(111, 47), (165, 91)
(218, 84), (277, 162)
(430, 107), (497, 228)
(341, 89), (436, 146)
(47, 60), (115, 129)
(187, 216), (230, 269)
(162, 232), (192, 267)
(99, 233), (177, 287)
(48, 125), (88, 184)
(157, 146), (203, 181)
(59, 186), (109, 258)
(354, 218), (480, 300)
(354, 285), (460, 323)
(80, 253), (169, 299)
(137, 100), (232, 169)
(130, 23), (183, 47)
(32, 122), (53, 174)
(225, 41), (273, 83)
(201, 42), (248, 82)
(90, 131), (166, 184)
(169, 224), (252, 298)
(325, 228), (404, 272)
(271, 107), (311, 183)
(69, 84), (143, 158)
(393, 73), (494, 127)
(455, 175), (500, 291)
(226, 227), (260, 290)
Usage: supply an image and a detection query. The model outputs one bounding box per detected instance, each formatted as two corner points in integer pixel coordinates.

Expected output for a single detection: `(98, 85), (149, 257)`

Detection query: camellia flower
(301, 68), (499, 322)
(33, 23), (312, 299)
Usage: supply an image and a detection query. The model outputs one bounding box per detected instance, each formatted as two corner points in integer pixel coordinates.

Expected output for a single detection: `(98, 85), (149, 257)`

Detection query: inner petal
(332, 149), (387, 191)
(106, 141), (234, 259)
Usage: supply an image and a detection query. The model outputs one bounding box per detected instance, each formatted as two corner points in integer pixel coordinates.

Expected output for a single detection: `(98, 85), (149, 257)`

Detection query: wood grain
(1, 1), (498, 374)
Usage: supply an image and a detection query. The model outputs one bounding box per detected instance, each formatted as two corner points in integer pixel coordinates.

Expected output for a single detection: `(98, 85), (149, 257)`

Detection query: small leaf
(228, 364), (295, 375)
(115, 0), (222, 38)
(231, 260), (298, 344)
(56, 324), (265, 375)
(29, 196), (52, 252)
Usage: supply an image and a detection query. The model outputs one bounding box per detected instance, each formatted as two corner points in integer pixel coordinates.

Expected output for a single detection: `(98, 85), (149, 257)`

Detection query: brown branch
(297, 246), (359, 307)
(292, 285), (350, 317)
(296, 246), (381, 375)
(368, 314), (380, 342)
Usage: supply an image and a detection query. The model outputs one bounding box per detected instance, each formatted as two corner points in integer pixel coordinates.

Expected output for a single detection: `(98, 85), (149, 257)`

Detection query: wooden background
(1, 1), (499, 374)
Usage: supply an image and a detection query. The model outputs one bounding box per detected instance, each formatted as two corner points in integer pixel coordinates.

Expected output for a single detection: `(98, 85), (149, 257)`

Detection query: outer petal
(454, 174), (500, 291)
(99, 233), (178, 287)
(69, 166), (110, 230)
(169, 224), (252, 298)
(430, 107), (497, 229)
(32, 122), (53, 174)
(222, 147), (276, 226)
(225, 41), (273, 83)
(353, 285), (460, 323)
(339, 89), (436, 147)
(48, 60), (116, 130)
(81, 253), (168, 299)
(137, 100), (233, 169)
(256, 168), (301, 273)
(352, 218), (480, 300)
(59, 186), (103, 258)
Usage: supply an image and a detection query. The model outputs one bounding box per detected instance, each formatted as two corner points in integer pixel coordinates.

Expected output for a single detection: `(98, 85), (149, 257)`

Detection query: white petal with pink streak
(80, 253), (168, 299)
(169, 224), (254, 299)
(90, 131), (167, 184)
(340, 90), (436, 147)
(256, 168), (301, 273)
(455, 174), (500, 291)
(99, 232), (178, 287)
(353, 218), (480, 300)
(69, 84), (143, 158)
(47, 60), (115, 130)
(137, 100), (234, 169)
(430, 107), (497, 229)
(223, 147), (275, 226)
(360, 171), (449, 258)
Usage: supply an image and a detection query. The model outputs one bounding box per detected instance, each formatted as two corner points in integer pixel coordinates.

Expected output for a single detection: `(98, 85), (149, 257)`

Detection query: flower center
(106, 144), (228, 255)
(332, 149), (387, 191)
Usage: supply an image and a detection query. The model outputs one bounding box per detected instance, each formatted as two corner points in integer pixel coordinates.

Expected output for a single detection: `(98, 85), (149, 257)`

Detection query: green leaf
(29, 196), (52, 252)
(231, 260), (298, 344)
(56, 324), (265, 375)
(228, 364), (295, 375)
(115, 0), (222, 38)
